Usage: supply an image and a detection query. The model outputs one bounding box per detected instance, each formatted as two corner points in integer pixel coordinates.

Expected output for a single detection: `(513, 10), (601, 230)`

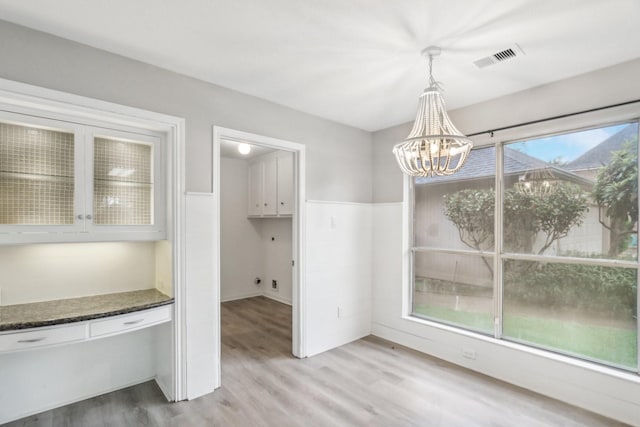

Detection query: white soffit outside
(0, 0), (638, 132)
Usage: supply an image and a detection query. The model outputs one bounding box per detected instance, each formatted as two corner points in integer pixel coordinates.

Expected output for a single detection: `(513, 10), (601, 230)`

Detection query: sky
(509, 123), (629, 164)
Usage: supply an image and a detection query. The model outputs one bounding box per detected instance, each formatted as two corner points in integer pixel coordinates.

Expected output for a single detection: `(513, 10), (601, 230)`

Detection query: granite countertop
(0, 289), (174, 332)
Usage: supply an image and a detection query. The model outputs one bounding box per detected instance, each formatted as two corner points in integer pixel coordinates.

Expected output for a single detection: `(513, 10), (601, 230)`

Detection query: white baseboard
(220, 291), (263, 303)
(263, 292), (292, 306)
(220, 291), (291, 306)
(155, 376), (173, 402)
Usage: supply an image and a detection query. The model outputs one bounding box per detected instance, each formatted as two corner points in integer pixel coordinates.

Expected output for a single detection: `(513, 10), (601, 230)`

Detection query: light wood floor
(5, 296), (628, 426)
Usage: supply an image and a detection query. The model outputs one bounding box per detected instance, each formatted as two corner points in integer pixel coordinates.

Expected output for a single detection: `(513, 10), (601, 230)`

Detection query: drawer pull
(17, 337), (46, 344)
(123, 319), (144, 325)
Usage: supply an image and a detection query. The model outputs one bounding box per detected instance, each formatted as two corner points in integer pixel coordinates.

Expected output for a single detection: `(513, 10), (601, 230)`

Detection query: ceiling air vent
(474, 44), (525, 69)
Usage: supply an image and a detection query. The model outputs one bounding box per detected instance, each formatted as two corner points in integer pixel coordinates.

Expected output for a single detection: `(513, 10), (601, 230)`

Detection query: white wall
(305, 201), (372, 356)
(184, 193), (218, 399)
(261, 218), (293, 305)
(371, 60), (640, 426)
(0, 242), (159, 305)
(155, 240), (174, 297)
(220, 157), (264, 302)
(0, 20), (373, 202)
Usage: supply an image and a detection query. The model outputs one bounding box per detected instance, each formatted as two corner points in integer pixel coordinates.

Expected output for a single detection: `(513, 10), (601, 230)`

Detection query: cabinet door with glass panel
(0, 111), (85, 235)
(85, 127), (164, 236)
(0, 111), (165, 243)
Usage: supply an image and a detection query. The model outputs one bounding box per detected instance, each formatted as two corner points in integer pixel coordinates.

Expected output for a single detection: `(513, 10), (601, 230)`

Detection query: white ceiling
(0, 0), (639, 131)
(220, 139), (275, 160)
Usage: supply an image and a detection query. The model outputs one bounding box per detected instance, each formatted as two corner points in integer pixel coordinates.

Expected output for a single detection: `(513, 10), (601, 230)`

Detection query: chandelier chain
(428, 53), (435, 87)
(428, 53), (440, 89)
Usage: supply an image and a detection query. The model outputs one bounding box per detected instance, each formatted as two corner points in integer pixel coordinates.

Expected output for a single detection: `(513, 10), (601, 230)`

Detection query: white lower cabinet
(90, 305), (171, 337)
(0, 305), (172, 354)
(0, 323), (87, 352)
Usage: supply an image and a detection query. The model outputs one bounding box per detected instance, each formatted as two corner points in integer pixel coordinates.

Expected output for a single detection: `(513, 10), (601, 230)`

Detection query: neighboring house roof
(415, 125), (639, 186)
(566, 124), (637, 172)
(416, 146), (585, 185)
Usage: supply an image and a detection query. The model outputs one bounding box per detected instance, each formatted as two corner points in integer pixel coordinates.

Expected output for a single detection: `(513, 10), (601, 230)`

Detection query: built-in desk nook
(0, 83), (183, 425)
(0, 289), (173, 353)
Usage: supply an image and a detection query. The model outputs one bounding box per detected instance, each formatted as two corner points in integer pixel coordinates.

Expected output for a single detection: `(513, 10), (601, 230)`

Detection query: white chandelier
(393, 46), (473, 177)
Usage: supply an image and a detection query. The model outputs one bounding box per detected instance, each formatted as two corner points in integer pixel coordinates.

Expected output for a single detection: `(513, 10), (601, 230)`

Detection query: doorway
(212, 127), (306, 375)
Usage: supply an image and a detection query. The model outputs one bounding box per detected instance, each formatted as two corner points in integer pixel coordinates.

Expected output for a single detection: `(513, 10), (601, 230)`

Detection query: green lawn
(414, 304), (637, 369)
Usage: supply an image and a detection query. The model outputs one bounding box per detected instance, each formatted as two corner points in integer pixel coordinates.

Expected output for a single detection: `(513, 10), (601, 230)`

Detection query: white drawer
(0, 324), (87, 353)
(90, 305), (172, 338)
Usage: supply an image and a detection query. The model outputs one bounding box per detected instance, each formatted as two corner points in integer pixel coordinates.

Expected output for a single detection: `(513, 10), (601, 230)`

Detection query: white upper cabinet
(276, 151), (293, 216)
(247, 161), (262, 216)
(263, 155), (278, 215)
(0, 111), (165, 244)
(247, 151), (293, 218)
(0, 112), (85, 234)
(86, 127), (164, 234)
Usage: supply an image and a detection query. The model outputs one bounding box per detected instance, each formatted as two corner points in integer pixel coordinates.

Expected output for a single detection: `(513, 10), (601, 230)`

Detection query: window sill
(401, 314), (640, 383)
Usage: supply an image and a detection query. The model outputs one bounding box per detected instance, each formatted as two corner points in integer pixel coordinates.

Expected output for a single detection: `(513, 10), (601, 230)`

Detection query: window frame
(406, 103), (640, 374)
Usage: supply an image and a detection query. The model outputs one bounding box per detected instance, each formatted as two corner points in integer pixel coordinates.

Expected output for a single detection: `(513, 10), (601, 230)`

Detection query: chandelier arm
(414, 143), (423, 172)
(439, 143), (449, 174)
(417, 144), (424, 172)
(436, 146), (449, 175)
(424, 142), (432, 177)
(406, 144), (418, 170)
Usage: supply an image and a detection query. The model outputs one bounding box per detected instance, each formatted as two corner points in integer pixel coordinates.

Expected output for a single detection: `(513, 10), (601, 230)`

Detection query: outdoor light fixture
(393, 46), (473, 177)
(238, 142), (251, 155)
(517, 168), (558, 195)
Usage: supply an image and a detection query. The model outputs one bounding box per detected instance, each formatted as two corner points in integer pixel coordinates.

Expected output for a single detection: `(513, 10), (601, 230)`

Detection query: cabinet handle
(264, 203), (268, 206)
(123, 319), (144, 325)
(86, 214), (93, 220)
(280, 202), (284, 205)
(17, 337), (46, 343)
(77, 214), (84, 220)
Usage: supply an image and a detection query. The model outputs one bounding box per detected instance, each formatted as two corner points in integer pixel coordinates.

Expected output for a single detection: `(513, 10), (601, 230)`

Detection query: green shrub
(504, 260), (637, 317)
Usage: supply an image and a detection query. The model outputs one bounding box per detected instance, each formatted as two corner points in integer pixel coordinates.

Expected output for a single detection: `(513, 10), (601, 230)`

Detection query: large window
(412, 122), (639, 371)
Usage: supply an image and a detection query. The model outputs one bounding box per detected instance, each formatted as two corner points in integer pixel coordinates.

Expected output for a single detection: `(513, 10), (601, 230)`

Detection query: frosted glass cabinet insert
(0, 111), (164, 242)
(91, 130), (157, 227)
(0, 117), (79, 227)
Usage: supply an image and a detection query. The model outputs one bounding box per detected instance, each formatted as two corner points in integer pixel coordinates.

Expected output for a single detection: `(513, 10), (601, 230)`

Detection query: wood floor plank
(4, 296), (630, 427)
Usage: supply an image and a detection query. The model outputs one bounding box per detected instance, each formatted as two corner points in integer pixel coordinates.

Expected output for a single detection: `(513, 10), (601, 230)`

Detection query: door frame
(213, 126), (307, 362)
